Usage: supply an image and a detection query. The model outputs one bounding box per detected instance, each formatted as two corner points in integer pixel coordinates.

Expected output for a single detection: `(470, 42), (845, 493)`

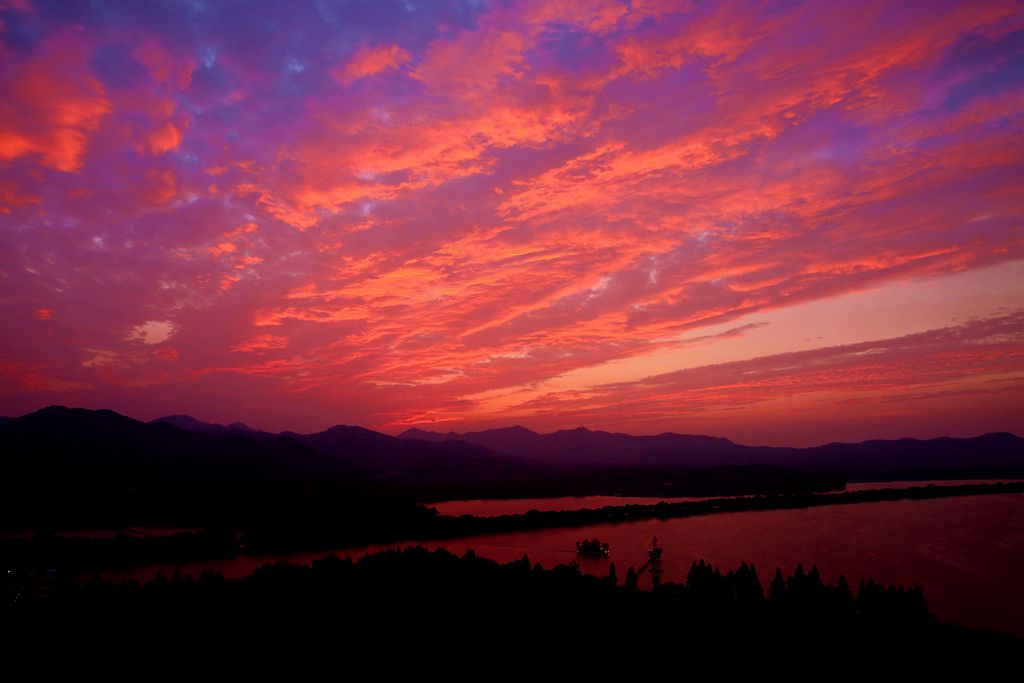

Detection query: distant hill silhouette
(151, 412), (541, 486)
(149, 413), (1023, 481)
(399, 425), (1024, 481)
(0, 408), (542, 518)
(0, 407), (852, 530)
(281, 424), (540, 486)
(156, 413), (842, 499)
(0, 406), (370, 529)
(4, 407), (1019, 532)
(400, 425), (735, 466)
(151, 414), (275, 439)
(8, 406), (350, 481)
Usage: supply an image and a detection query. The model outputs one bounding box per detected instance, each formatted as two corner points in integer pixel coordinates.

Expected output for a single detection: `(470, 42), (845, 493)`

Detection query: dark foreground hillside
(4, 546), (1019, 673)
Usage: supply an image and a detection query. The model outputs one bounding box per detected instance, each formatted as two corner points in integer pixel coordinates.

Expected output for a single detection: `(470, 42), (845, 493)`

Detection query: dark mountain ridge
(149, 414), (536, 483)
(281, 423), (541, 486)
(4, 406), (1020, 532)
(0, 406), (370, 529)
(151, 414), (275, 440)
(399, 425), (1024, 481)
(0, 407), (845, 529)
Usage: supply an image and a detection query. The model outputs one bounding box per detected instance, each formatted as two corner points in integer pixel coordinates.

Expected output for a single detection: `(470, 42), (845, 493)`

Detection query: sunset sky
(1, 0), (1022, 444)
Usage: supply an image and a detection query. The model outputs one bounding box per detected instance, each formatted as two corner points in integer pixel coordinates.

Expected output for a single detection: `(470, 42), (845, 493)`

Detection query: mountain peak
(398, 427), (442, 438)
(551, 426), (593, 435)
(489, 425), (539, 435)
(153, 414), (209, 427)
(321, 423), (381, 435)
(150, 414), (274, 440)
(151, 414), (234, 434)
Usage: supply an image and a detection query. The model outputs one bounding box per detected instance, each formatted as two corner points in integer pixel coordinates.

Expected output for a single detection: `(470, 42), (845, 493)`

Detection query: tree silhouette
(624, 566), (638, 592)
(770, 568), (786, 603)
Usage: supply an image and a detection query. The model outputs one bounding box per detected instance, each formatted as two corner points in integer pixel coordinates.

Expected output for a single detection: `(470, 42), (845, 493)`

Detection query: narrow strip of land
(420, 481), (1024, 539)
(3, 482), (1021, 569)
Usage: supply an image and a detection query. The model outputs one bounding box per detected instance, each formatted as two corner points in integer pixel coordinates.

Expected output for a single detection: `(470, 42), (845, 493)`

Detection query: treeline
(4, 547), (1019, 672)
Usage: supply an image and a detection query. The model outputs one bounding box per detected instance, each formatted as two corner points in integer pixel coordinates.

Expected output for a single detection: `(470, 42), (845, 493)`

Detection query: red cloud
(142, 122), (183, 155)
(332, 44), (411, 85)
(0, 32), (112, 172)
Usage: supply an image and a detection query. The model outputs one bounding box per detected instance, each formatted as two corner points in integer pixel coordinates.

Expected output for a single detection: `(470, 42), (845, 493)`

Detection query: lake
(427, 478), (1022, 517)
(101, 488), (1024, 637)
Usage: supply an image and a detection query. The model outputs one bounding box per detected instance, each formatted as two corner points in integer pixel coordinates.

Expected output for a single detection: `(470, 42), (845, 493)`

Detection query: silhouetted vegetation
(4, 547), (1019, 672)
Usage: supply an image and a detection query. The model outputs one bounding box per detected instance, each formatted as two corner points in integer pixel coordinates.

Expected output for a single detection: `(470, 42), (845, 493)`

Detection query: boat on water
(576, 538), (611, 557)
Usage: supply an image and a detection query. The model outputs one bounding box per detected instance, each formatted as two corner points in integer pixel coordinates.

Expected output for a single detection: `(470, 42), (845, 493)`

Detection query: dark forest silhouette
(5, 546), (1020, 672)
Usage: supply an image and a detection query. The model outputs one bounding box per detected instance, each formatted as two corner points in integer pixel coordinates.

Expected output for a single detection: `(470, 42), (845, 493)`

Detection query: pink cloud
(333, 44), (411, 85)
(142, 122), (183, 155)
(0, 32), (112, 172)
(231, 334), (289, 353)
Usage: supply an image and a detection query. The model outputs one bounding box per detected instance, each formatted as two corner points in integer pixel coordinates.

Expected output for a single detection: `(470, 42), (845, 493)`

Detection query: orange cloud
(0, 33), (112, 172)
(0, 180), (41, 214)
(143, 122), (183, 155)
(333, 44), (411, 85)
(210, 242), (238, 257)
(231, 334), (289, 353)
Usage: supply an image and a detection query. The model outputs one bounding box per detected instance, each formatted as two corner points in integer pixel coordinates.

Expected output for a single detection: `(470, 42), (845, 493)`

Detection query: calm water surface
(429, 479), (1023, 517)
(102, 490), (1024, 636)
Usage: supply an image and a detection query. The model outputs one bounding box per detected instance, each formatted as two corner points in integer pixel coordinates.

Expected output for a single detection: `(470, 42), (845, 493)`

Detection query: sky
(1, 0), (1022, 445)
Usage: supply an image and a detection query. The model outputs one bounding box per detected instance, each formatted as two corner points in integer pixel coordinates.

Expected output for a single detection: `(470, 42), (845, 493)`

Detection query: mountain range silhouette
(1, 405), (1021, 531)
